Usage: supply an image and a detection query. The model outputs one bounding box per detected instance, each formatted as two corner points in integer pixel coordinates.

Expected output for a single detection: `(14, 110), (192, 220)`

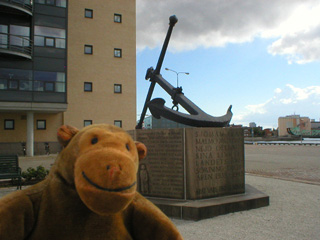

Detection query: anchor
(136, 15), (232, 129)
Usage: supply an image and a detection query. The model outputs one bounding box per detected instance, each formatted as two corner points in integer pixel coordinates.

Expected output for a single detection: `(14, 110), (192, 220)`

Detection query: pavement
(1, 145), (320, 240)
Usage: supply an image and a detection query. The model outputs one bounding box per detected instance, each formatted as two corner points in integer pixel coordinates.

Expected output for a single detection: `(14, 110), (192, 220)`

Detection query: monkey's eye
(91, 137), (98, 145)
(126, 144), (130, 151)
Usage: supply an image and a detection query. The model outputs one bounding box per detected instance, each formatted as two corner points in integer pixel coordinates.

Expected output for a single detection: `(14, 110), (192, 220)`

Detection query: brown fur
(0, 124), (183, 240)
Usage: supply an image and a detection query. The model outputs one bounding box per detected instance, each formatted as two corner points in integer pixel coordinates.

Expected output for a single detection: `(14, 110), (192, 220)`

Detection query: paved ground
(1, 145), (319, 239)
(174, 175), (320, 240)
(245, 144), (320, 184)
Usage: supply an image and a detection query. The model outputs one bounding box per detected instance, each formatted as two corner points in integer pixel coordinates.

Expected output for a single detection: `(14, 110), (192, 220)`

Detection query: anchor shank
(136, 81), (156, 129)
(154, 15), (178, 74)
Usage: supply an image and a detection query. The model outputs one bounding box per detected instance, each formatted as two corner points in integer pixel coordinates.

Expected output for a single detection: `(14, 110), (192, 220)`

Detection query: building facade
(278, 115), (311, 136)
(0, 0), (136, 156)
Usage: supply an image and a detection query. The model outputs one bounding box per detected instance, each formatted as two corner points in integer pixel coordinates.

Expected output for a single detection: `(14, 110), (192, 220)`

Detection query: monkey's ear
(135, 142), (147, 160)
(57, 125), (79, 147)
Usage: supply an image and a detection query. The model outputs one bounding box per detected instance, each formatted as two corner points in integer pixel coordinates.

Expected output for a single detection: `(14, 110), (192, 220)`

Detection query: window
(85, 9), (93, 18)
(34, 26), (66, 49)
(35, 0), (67, 8)
(114, 48), (122, 58)
(114, 84), (122, 93)
(46, 0), (55, 5)
(0, 25), (8, 48)
(33, 71), (65, 92)
(84, 82), (92, 92)
(84, 120), (92, 127)
(56, 0), (67, 7)
(10, 25), (30, 47)
(0, 68), (32, 91)
(37, 120), (46, 130)
(45, 37), (55, 47)
(85, 45), (93, 54)
(4, 119), (14, 130)
(114, 120), (122, 128)
(44, 82), (55, 92)
(114, 14), (122, 23)
(8, 80), (18, 90)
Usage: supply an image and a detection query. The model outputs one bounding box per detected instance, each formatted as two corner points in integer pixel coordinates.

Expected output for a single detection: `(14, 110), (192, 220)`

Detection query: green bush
(21, 166), (49, 181)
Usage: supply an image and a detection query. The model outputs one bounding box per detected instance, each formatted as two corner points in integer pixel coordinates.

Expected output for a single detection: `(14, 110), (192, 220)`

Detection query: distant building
(311, 119), (320, 129)
(143, 116), (192, 129)
(249, 122), (256, 128)
(278, 115), (311, 136)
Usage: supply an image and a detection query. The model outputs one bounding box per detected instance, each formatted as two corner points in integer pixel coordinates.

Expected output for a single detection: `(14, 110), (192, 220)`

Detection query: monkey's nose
(106, 165), (121, 179)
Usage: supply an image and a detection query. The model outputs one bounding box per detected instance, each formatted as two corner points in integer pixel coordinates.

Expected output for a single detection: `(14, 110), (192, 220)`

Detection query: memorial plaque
(185, 128), (245, 199)
(135, 129), (185, 199)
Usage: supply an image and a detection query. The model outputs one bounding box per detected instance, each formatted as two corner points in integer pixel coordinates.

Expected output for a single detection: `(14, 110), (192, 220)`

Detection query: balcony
(0, 0), (33, 16)
(0, 33), (33, 59)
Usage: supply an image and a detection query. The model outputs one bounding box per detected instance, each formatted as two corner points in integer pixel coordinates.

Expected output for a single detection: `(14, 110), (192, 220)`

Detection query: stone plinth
(131, 128), (269, 220)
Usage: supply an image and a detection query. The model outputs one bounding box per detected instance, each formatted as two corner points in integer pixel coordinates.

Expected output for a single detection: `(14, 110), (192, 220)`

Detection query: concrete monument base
(130, 127), (269, 220)
(148, 184), (269, 221)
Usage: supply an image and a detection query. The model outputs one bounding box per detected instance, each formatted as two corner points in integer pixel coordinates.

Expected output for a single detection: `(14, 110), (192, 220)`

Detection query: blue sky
(136, 0), (320, 129)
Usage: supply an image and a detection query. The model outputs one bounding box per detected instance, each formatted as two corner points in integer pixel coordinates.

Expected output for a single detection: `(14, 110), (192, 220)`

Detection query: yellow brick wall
(65, 0), (136, 130)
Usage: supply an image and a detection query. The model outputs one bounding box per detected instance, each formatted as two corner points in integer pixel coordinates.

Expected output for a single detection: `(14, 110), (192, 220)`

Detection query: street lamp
(165, 68), (189, 88)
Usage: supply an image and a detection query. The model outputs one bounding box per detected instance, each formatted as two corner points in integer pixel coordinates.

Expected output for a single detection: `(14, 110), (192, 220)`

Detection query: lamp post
(165, 68), (189, 88)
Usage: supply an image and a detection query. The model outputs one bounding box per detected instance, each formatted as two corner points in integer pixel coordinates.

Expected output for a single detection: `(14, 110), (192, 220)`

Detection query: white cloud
(232, 84), (320, 128)
(137, 0), (320, 63)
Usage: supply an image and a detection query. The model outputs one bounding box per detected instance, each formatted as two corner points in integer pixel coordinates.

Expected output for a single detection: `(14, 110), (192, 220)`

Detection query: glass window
(85, 9), (93, 18)
(34, 26), (66, 49)
(56, 0), (67, 7)
(10, 25), (30, 47)
(114, 48), (122, 58)
(114, 14), (122, 23)
(0, 79), (7, 90)
(46, 0), (55, 5)
(37, 120), (46, 130)
(35, 26), (66, 38)
(56, 39), (66, 48)
(114, 120), (122, 128)
(114, 84), (122, 93)
(10, 25), (30, 37)
(0, 25), (8, 33)
(34, 71), (65, 92)
(55, 82), (65, 92)
(19, 80), (32, 91)
(0, 68), (32, 81)
(9, 80), (18, 90)
(84, 45), (93, 54)
(45, 82), (54, 91)
(45, 37), (55, 47)
(84, 120), (92, 127)
(35, 0), (45, 3)
(84, 82), (92, 92)
(0, 25), (8, 49)
(4, 120), (14, 130)
(35, 36), (45, 46)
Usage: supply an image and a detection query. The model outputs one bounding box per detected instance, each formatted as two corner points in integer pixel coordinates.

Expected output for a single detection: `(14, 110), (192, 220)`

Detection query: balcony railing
(0, 0), (33, 15)
(0, 33), (33, 59)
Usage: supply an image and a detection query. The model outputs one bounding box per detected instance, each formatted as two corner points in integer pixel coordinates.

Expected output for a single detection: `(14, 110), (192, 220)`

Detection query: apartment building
(0, 0), (136, 156)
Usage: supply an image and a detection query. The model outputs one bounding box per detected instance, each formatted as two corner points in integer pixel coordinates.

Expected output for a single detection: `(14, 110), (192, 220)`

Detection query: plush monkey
(0, 124), (183, 240)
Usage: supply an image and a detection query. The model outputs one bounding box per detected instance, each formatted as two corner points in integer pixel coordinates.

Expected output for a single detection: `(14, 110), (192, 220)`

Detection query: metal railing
(0, 0), (33, 14)
(0, 33), (33, 59)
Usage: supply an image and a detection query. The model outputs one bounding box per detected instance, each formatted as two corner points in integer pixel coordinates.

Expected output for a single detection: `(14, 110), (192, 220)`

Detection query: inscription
(136, 129), (184, 199)
(187, 128), (245, 199)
